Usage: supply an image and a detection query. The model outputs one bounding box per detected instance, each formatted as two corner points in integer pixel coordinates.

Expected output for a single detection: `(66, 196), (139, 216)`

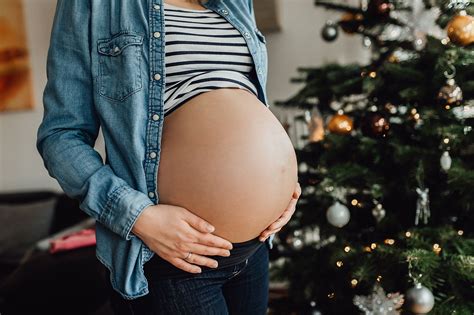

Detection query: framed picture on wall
(0, 0), (34, 112)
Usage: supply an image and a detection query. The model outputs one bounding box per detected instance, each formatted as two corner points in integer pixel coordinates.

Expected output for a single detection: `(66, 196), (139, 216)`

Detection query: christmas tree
(269, 0), (474, 314)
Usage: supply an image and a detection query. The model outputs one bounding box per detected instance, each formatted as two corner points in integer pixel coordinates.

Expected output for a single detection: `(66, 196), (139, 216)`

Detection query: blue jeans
(107, 242), (270, 314)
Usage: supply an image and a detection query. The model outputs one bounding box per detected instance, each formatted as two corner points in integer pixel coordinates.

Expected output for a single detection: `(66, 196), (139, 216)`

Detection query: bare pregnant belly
(157, 88), (298, 243)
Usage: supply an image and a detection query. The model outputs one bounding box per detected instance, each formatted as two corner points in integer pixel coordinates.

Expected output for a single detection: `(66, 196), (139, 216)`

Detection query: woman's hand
(259, 182), (301, 242)
(132, 204), (233, 273)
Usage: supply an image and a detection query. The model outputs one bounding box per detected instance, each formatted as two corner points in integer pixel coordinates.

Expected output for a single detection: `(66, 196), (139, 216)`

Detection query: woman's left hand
(259, 182), (302, 242)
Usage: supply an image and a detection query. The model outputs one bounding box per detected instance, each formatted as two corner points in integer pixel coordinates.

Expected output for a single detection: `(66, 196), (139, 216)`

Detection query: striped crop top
(163, 2), (259, 117)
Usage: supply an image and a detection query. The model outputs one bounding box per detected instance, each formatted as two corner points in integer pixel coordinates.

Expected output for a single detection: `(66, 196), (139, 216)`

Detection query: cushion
(0, 197), (57, 264)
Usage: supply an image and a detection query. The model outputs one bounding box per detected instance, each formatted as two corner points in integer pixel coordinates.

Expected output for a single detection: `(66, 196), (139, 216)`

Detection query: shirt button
(148, 192), (155, 198)
(257, 68), (263, 75)
(154, 73), (161, 81)
(221, 9), (228, 15)
(243, 31), (251, 39)
(152, 114), (160, 121)
(149, 151), (157, 159)
(153, 31), (161, 38)
(153, 4), (160, 10)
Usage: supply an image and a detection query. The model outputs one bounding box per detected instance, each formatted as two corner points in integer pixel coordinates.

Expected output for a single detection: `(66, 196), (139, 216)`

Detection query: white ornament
(326, 201), (350, 228)
(415, 187), (430, 225)
(440, 151), (452, 172)
(372, 203), (386, 223)
(406, 283), (435, 314)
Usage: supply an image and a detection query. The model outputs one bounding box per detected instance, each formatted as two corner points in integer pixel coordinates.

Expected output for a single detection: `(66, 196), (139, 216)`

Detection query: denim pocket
(97, 30), (144, 102)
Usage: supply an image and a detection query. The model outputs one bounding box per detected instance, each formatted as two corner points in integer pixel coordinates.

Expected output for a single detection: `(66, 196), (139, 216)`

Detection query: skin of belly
(157, 88), (299, 243)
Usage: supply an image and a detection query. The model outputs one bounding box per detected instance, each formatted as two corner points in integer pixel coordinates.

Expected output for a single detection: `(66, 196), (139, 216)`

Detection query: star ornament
(353, 283), (405, 315)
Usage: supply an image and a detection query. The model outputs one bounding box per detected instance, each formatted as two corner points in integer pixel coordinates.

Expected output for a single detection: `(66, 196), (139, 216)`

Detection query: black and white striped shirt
(163, 2), (258, 117)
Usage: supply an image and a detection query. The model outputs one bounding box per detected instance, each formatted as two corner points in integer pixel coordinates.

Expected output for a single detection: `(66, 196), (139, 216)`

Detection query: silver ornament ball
(406, 284), (435, 314)
(326, 201), (350, 228)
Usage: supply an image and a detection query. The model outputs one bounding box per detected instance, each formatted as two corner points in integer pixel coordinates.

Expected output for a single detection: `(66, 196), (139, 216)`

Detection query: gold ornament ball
(446, 14), (474, 46)
(328, 114), (354, 135)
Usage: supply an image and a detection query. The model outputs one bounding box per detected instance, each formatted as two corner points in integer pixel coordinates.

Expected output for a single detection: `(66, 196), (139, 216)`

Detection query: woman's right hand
(131, 204), (233, 273)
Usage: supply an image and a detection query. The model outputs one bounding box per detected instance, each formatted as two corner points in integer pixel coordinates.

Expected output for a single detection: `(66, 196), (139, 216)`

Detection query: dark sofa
(0, 190), (115, 315)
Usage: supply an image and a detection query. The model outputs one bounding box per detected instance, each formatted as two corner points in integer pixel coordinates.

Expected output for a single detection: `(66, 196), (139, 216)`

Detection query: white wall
(0, 0), (369, 192)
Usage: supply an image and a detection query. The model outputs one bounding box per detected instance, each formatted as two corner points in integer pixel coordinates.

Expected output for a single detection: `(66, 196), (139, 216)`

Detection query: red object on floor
(49, 228), (96, 254)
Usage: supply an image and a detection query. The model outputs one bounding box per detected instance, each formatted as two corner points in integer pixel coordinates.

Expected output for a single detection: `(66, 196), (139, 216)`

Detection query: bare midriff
(156, 88), (298, 243)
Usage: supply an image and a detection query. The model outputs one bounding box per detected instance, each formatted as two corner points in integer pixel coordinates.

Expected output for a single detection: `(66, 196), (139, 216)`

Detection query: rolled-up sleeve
(36, 0), (154, 241)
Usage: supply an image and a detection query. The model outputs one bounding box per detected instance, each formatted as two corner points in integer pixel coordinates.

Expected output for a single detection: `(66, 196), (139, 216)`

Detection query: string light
(384, 239), (395, 245)
(405, 231), (412, 238)
(370, 243), (377, 250)
(433, 243), (442, 255)
(376, 275), (383, 282)
(364, 246), (372, 252)
(336, 260), (344, 267)
(351, 279), (358, 288)
(351, 199), (358, 206)
(369, 71), (377, 78)
(328, 292), (335, 299)
(458, 230), (464, 236)
(344, 246), (351, 253)
(443, 138), (450, 144)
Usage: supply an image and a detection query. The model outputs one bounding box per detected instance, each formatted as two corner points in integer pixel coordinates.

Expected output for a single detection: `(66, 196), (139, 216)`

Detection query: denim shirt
(36, 0), (274, 300)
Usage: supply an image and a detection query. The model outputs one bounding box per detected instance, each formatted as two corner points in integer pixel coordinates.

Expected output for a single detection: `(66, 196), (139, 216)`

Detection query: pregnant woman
(36, 0), (300, 314)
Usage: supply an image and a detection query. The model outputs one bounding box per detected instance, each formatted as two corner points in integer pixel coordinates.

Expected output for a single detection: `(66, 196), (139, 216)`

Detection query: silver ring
(184, 251), (192, 260)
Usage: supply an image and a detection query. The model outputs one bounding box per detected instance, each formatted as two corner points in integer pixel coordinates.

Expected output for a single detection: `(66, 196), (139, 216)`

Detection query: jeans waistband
(145, 235), (264, 276)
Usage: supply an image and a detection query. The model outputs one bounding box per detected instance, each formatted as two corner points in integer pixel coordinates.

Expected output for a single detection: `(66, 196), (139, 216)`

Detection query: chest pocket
(97, 31), (144, 102)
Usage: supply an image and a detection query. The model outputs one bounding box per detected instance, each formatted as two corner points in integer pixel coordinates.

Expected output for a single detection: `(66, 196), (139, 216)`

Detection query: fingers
(156, 243), (222, 273)
(193, 229), (234, 250)
(182, 208), (216, 234)
(293, 182), (302, 198)
(260, 226), (282, 241)
(268, 207), (294, 230)
(168, 256), (203, 273)
(185, 241), (232, 258)
(179, 251), (221, 269)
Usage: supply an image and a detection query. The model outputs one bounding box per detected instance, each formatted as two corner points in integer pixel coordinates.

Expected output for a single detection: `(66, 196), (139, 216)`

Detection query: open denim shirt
(36, 0), (273, 300)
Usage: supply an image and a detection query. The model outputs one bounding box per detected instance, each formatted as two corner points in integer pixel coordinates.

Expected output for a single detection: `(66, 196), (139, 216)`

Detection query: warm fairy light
(370, 243), (377, 250)
(433, 243), (442, 255)
(369, 71), (377, 78)
(443, 138), (450, 144)
(336, 260), (344, 267)
(344, 246), (351, 253)
(458, 230), (464, 236)
(351, 279), (358, 288)
(376, 275), (382, 282)
(441, 37), (450, 45)
(328, 292), (335, 299)
(445, 105), (451, 110)
(384, 239), (395, 245)
(405, 231), (412, 238)
(351, 199), (358, 206)
(364, 246), (372, 252)
(413, 113), (420, 120)
(388, 55), (398, 63)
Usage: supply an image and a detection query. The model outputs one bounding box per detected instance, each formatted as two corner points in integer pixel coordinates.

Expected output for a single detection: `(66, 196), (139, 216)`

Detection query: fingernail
(207, 225), (214, 232)
(195, 267), (202, 273)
